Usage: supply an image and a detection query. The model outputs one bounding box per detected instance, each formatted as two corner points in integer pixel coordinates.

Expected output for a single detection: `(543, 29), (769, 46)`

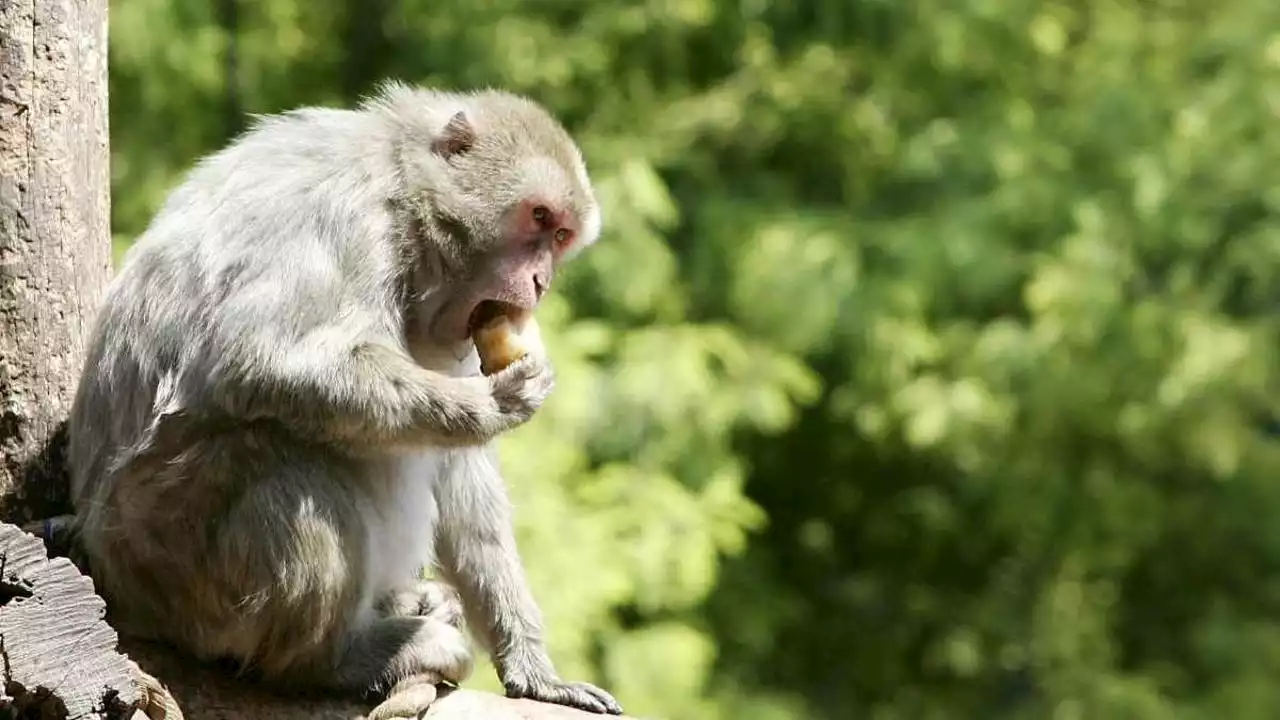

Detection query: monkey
(65, 81), (623, 718)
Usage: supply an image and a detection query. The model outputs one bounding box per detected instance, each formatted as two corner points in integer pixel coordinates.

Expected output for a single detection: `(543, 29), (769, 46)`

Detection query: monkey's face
(425, 127), (601, 348)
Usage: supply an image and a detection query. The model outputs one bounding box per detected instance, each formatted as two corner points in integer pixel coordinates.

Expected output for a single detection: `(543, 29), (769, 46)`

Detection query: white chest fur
(360, 451), (444, 605)
(356, 339), (481, 622)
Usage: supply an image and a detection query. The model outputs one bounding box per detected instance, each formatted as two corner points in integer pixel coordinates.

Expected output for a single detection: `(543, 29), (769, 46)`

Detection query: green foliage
(108, 0), (1280, 717)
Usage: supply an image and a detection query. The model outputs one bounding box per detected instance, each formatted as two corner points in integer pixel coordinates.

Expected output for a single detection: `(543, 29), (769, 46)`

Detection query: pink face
(489, 196), (581, 307)
(434, 195), (590, 344)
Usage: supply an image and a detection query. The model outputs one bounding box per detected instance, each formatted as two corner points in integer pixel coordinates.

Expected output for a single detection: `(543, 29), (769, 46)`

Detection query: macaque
(65, 81), (621, 718)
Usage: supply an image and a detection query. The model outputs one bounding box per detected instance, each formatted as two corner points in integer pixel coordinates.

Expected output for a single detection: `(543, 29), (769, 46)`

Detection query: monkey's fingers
(493, 353), (541, 384)
(508, 680), (622, 716)
(566, 681), (624, 716)
(488, 354), (555, 427)
(416, 587), (465, 629)
(577, 682), (624, 716)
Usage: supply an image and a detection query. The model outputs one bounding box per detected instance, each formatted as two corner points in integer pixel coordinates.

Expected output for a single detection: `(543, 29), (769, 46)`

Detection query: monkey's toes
(412, 580), (464, 628)
(366, 682), (439, 720)
(378, 580), (464, 628)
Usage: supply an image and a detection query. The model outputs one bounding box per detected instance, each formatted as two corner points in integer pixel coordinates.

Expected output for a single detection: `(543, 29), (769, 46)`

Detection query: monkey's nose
(533, 272), (549, 299)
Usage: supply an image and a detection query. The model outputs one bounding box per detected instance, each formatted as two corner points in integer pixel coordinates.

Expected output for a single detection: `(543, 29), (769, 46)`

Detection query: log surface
(0, 521), (648, 720)
(0, 522), (137, 718)
(125, 636), (649, 720)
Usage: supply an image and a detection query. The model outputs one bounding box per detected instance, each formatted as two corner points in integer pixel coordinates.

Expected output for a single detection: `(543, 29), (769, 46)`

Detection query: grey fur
(66, 81), (619, 716)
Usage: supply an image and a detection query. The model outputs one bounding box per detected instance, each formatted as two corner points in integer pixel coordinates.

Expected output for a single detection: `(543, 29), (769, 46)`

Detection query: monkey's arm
(185, 290), (505, 448)
(210, 337), (500, 448)
(434, 449), (623, 715)
(183, 262), (544, 450)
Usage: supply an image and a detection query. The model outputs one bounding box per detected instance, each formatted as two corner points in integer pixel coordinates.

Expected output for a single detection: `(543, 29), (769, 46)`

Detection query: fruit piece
(472, 307), (544, 376)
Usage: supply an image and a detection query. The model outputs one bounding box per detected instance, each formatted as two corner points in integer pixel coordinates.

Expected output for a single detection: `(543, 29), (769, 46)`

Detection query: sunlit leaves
(575, 157), (685, 321)
(729, 213), (860, 356)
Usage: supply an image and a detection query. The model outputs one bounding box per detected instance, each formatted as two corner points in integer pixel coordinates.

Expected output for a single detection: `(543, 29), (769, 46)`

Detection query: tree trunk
(0, 4), (144, 719)
(0, 0), (111, 523)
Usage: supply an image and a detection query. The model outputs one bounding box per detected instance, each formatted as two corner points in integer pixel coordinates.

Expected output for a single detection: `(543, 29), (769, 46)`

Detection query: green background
(108, 1), (1280, 718)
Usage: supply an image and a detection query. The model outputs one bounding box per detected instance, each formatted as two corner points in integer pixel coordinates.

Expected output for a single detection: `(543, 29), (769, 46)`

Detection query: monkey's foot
(378, 580), (464, 628)
(367, 675), (442, 720)
(505, 679), (624, 716)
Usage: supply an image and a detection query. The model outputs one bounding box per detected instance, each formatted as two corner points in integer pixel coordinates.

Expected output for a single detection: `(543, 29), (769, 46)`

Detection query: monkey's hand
(503, 670), (623, 716)
(485, 354), (555, 433)
(498, 647), (621, 716)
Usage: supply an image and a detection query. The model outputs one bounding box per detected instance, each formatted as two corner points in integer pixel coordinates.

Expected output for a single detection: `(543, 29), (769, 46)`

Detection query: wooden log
(0, 522), (138, 718)
(123, 634), (648, 720)
(7, 520), (650, 717)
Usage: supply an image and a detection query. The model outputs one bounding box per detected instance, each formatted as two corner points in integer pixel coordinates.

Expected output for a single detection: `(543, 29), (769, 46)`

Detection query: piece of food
(471, 302), (544, 376)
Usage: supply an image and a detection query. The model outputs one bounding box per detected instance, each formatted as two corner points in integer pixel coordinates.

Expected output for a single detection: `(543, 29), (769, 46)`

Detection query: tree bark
(0, 0), (112, 523)
(0, 521), (140, 718)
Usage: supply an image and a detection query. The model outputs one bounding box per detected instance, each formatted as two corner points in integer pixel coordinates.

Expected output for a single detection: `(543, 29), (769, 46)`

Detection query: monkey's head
(376, 84), (601, 348)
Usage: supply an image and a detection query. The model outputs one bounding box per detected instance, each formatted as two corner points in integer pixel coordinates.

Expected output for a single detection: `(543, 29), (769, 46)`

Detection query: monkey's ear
(431, 111), (477, 159)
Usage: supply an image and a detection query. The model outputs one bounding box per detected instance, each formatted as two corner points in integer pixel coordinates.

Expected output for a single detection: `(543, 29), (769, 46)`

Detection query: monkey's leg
(435, 449), (623, 716)
(226, 468), (473, 716)
(99, 429), (471, 715)
(209, 450), (475, 701)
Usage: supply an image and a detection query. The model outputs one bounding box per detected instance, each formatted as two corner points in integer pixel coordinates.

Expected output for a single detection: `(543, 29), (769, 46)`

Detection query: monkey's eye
(554, 228), (573, 246)
(532, 205), (551, 225)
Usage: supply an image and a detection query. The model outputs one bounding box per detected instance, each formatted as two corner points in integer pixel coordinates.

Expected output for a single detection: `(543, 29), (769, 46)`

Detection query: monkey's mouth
(466, 300), (525, 336)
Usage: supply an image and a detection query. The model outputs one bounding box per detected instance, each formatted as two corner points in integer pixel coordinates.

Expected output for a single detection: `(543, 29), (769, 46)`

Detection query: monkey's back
(68, 105), (406, 507)
(64, 104), (417, 652)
